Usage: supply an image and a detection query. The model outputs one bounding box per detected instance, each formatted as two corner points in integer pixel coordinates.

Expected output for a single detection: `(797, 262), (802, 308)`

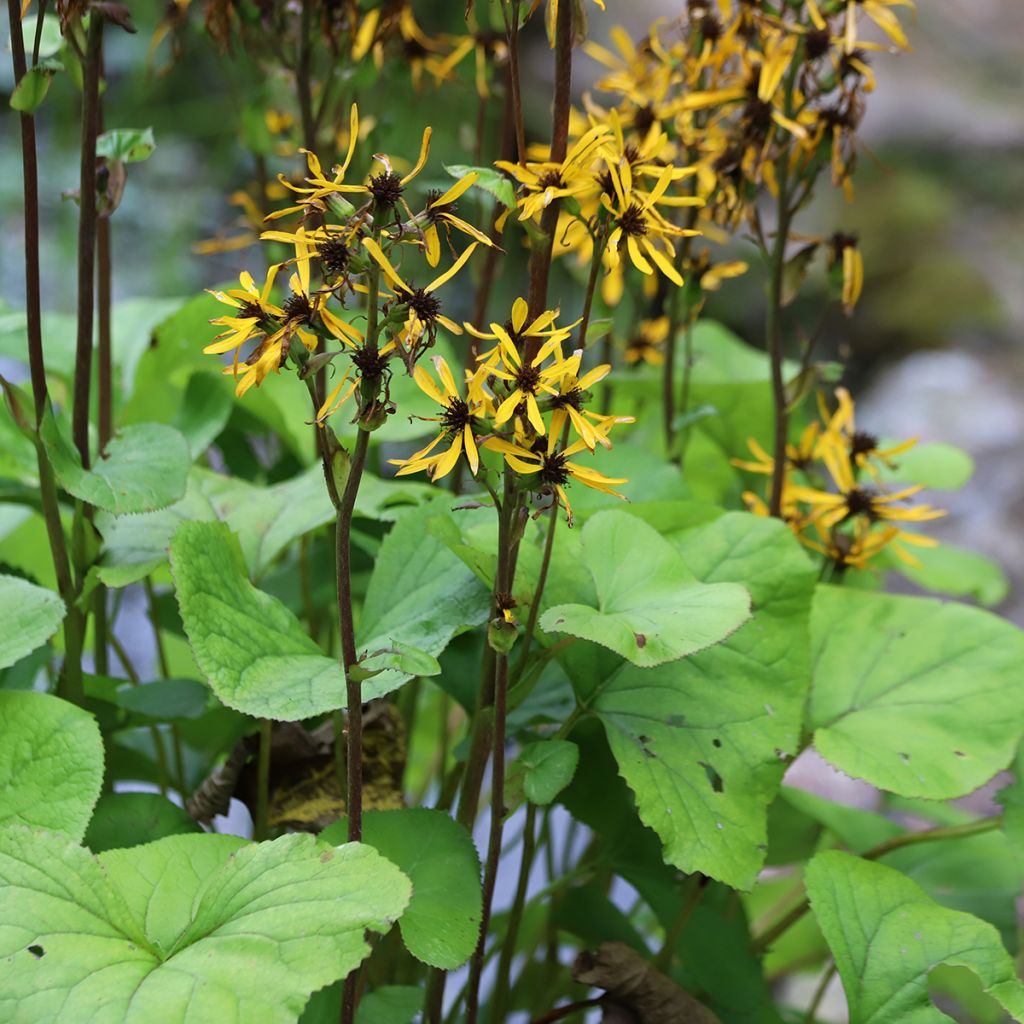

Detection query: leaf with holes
(0, 691), (104, 842)
(809, 586), (1024, 799)
(540, 510), (751, 667)
(806, 850), (1024, 1024)
(170, 520), (348, 720)
(578, 513), (815, 889)
(0, 829), (410, 1024)
(0, 576), (64, 669)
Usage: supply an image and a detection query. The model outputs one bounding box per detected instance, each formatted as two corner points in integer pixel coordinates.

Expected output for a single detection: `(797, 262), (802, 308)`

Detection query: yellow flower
(482, 435), (627, 528)
(817, 387), (917, 479)
(496, 124), (611, 222)
(549, 360), (634, 451)
(486, 328), (577, 437)
(600, 164), (700, 287)
(421, 173), (494, 266)
(624, 317), (668, 366)
(828, 233), (864, 315)
(204, 265), (284, 362)
(362, 237), (478, 358)
(466, 297), (575, 365)
(388, 357), (487, 480)
(314, 370), (359, 428)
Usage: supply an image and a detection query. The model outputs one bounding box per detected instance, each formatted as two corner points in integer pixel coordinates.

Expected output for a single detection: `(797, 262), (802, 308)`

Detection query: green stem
(489, 801), (538, 1023)
(110, 632), (169, 796)
(753, 816), (1002, 951)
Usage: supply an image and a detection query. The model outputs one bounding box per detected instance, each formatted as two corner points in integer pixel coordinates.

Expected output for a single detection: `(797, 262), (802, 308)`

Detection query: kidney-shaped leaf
(0, 829), (411, 1024)
(0, 576), (64, 669)
(809, 586), (1024, 799)
(583, 513), (815, 890)
(42, 406), (190, 515)
(0, 691), (103, 842)
(806, 850), (1024, 1024)
(540, 510), (750, 667)
(322, 808), (481, 970)
(170, 520), (348, 720)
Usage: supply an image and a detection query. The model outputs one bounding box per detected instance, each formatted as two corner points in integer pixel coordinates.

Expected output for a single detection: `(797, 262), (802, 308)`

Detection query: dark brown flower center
(619, 203), (648, 237)
(238, 300), (264, 320)
(316, 238), (350, 275)
(282, 292), (313, 323)
(398, 287), (442, 324)
(850, 431), (878, 458)
(844, 487), (878, 520)
(440, 397), (474, 437)
(513, 362), (542, 394)
(369, 170), (404, 208)
(350, 345), (391, 381)
(538, 450), (570, 487)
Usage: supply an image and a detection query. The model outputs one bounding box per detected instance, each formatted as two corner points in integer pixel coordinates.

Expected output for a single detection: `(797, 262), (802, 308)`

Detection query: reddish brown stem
(73, 15), (103, 468)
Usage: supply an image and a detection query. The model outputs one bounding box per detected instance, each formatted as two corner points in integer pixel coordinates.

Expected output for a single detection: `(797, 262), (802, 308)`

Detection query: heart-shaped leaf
(0, 829), (410, 1023)
(540, 510), (750, 666)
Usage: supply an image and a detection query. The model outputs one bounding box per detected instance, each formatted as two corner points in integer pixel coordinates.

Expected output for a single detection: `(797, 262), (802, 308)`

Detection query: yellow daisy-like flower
(389, 357), (487, 480)
(548, 360), (634, 452)
(362, 237), (478, 351)
(817, 387), (917, 479)
(624, 317), (669, 366)
(807, 0), (913, 54)
(466, 297), (574, 362)
(482, 434), (627, 527)
(421, 173), (494, 267)
(600, 164), (700, 286)
(204, 265), (283, 362)
(496, 124), (611, 222)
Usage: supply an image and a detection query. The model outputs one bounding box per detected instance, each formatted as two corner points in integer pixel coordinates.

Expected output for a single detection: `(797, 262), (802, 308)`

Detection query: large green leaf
(883, 542), (1009, 607)
(809, 586), (1024, 798)
(41, 406), (190, 515)
(357, 509), (490, 700)
(322, 809), (481, 970)
(0, 829), (410, 1023)
(582, 513), (815, 889)
(84, 793), (200, 853)
(0, 692), (103, 841)
(805, 851), (1024, 1024)
(540, 510), (750, 667)
(0, 575), (64, 668)
(170, 520), (347, 720)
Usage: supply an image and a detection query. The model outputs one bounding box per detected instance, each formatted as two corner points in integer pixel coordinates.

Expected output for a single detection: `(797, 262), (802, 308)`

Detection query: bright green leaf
(444, 163), (516, 209)
(354, 986), (423, 1024)
(41, 406), (189, 515)
(114, 679), (209, 720)
(85, 793), (200, 852)
(10, 65), (56, 113)
(0, 575), (64, 668)
(875, 441), (974, 491)
(170, 520), (348, 720)
(806, 850), (1024, 1024)
(584, 513), (815, 889)
(540, 510), (750, 667)
(322, 809), (481, 970)
(0, 691), (103, 841)
(510, 740), (579, 805)
(96, 127), (157, 163)
(884, 541), (1009, 607)
(357, 510), (490, 700)
(173, 373), (233, 458)
(809, 586), (1024, 799)
(354, 642), (441, 682)
(0, 829), (411, 1023)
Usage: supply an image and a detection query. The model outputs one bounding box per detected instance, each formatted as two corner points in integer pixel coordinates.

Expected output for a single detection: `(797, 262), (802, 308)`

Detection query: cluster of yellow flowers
(735, 388), (943, 571)
(206, 105), (632, 524)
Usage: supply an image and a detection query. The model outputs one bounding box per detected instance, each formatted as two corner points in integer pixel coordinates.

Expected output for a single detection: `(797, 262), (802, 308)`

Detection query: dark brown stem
(7, 0), (83, 704)
(297, 0), (316, 152)
(523, 0), (573, 344)
(72, 14), (103, 467)
(512, 508), (557, 682)
(31, 0), (48, 65)
(503, 0), (526, 162)
(766, 191), (793, 518)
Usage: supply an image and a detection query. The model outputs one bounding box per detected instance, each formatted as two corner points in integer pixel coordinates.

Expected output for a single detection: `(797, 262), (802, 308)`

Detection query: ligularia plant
(3, 1), (1024, 1023)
